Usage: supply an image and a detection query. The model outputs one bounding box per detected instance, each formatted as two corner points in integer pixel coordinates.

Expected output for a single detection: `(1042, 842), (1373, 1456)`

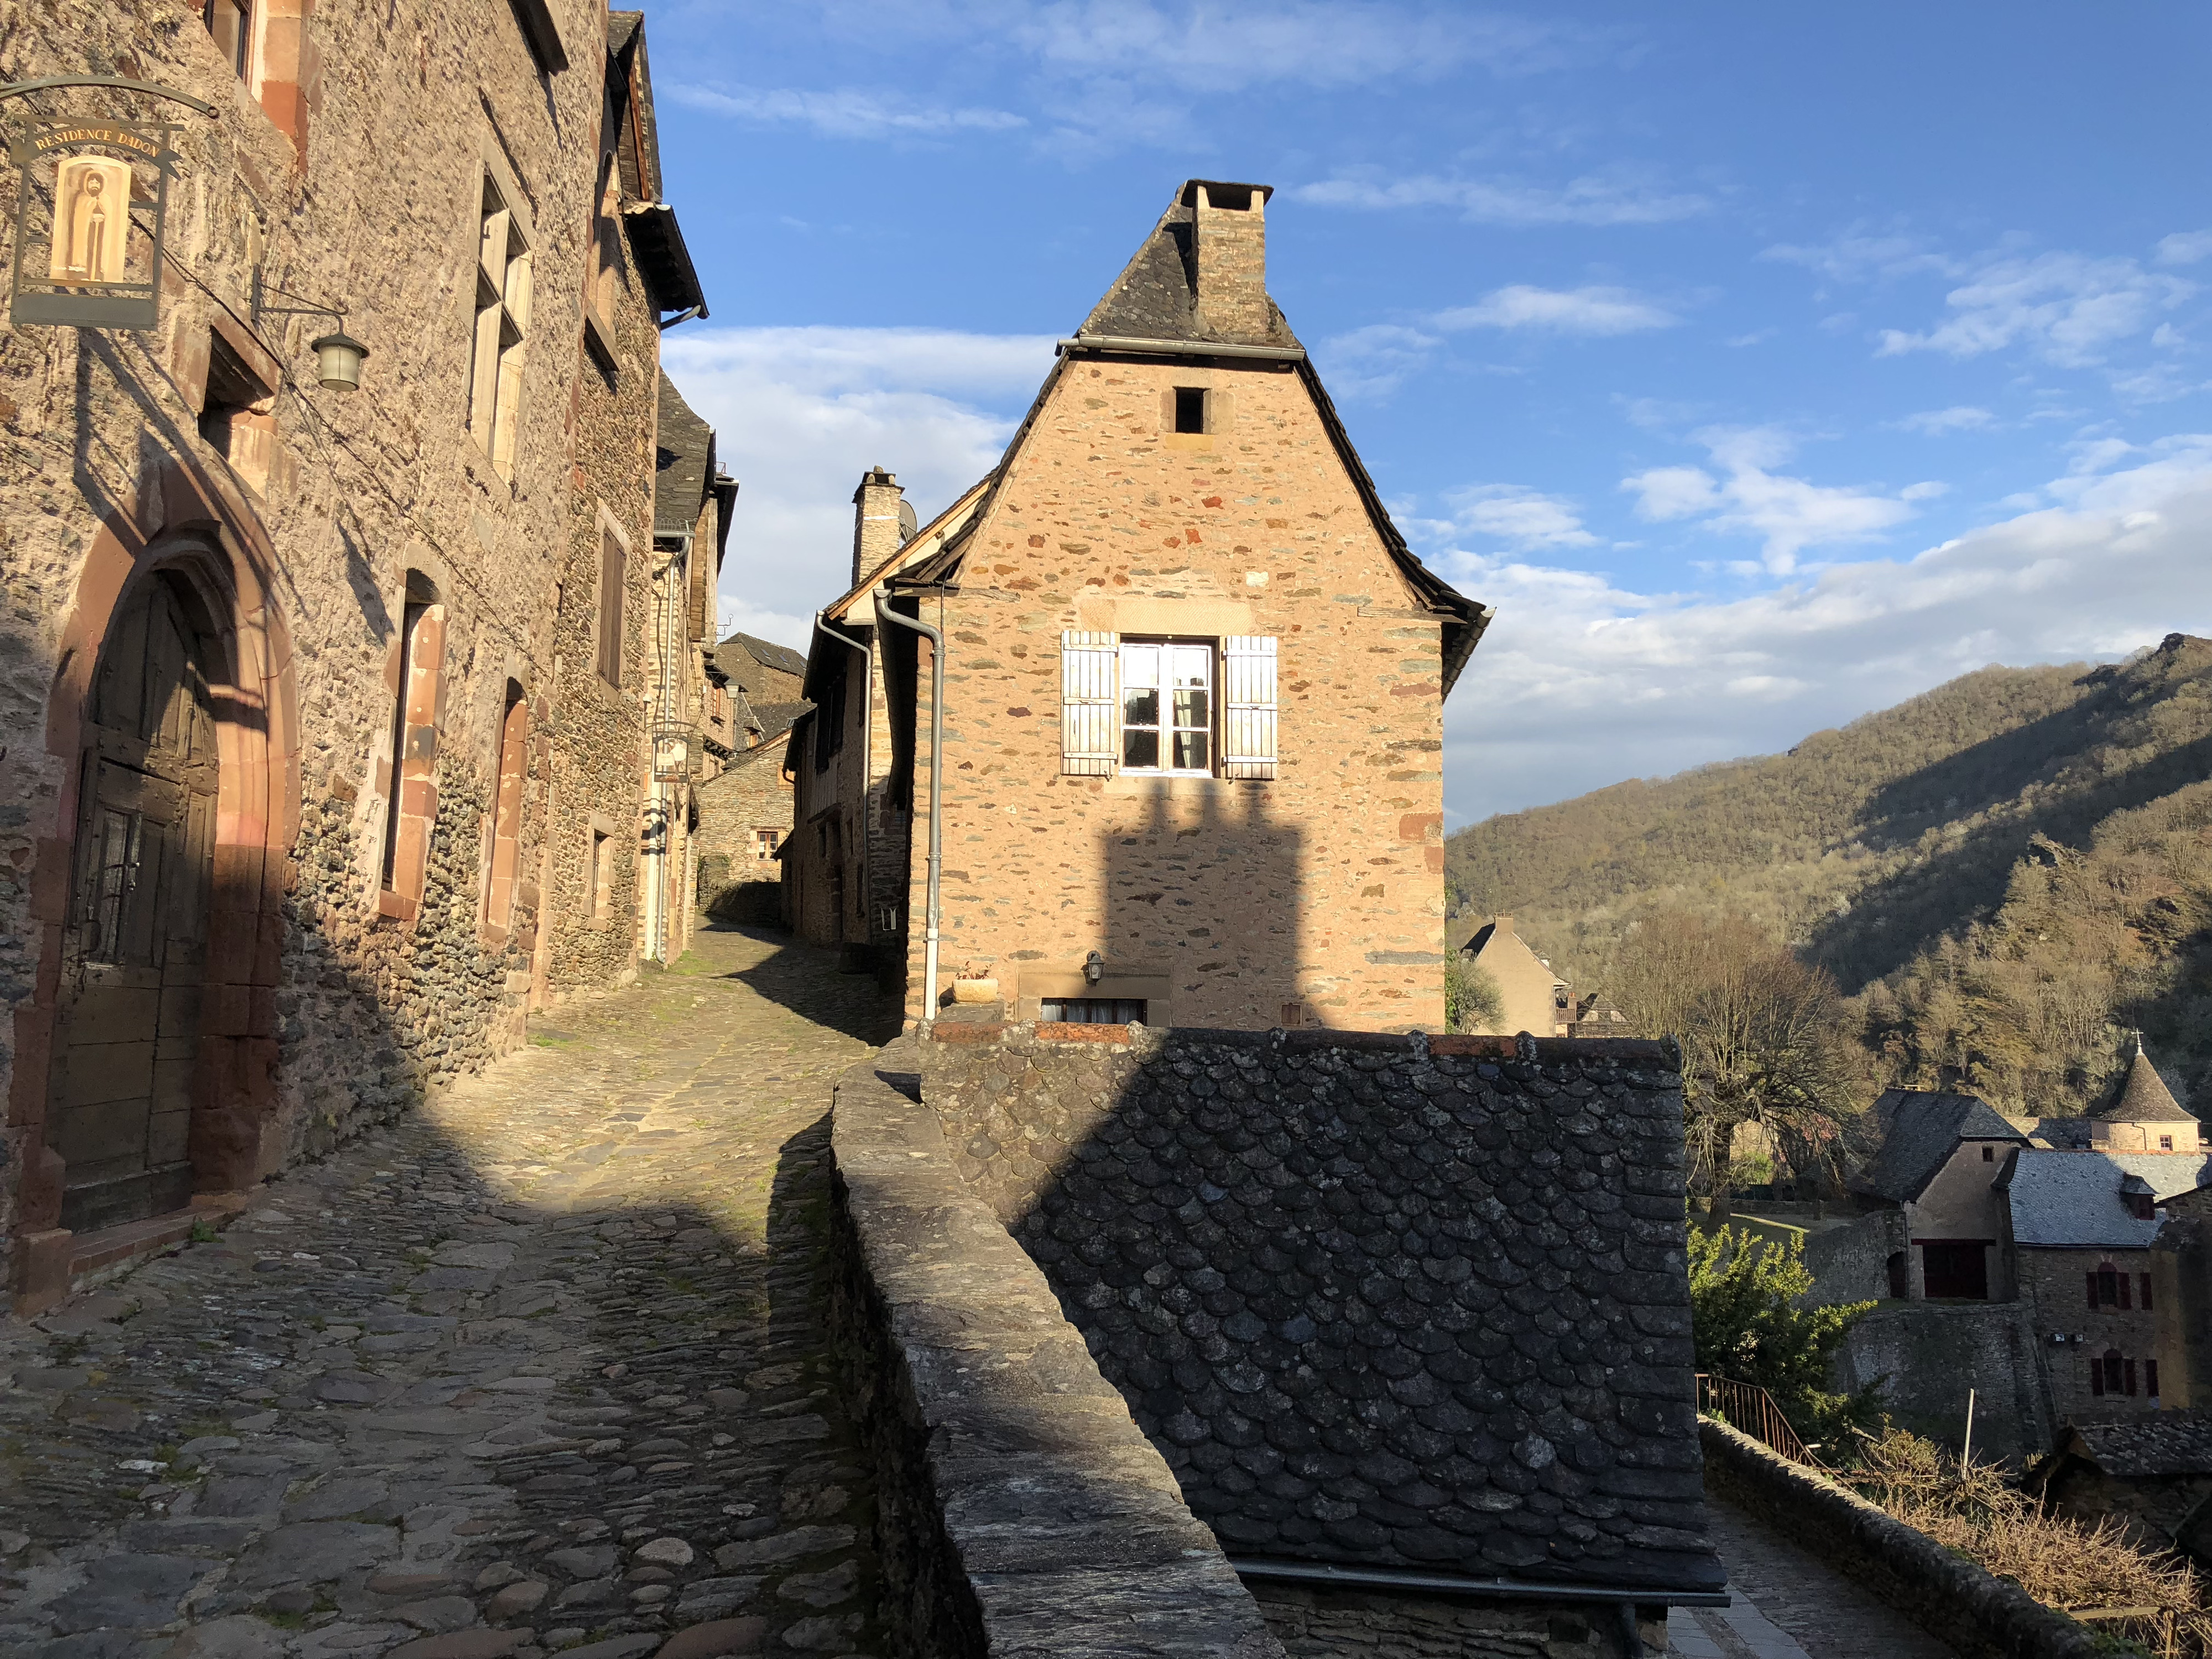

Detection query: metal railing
(1696, 1373), (1822, 1469)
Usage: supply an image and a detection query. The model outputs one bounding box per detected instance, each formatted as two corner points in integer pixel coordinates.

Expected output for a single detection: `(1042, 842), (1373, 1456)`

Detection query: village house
(1455, 914), (1571, 1036)
(784, 182), (1490, 1029)
(0, 3), (711, 1308)
(691, 631), (808, 920)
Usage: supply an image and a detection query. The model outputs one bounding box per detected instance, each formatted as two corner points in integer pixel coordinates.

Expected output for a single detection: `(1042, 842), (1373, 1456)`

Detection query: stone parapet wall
(826, 1038), (1288, 1659)
(1829, 1302), (2050, 1464)
(1699, 1418), (2104, 1659)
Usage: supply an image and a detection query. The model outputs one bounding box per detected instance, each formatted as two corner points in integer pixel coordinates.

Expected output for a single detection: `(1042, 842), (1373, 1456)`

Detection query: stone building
(641, 370), (738, 966)
(785, 182), (1490, 1030)
(1456, 915), (1569, 1037)
(0, 3), (708, 1306)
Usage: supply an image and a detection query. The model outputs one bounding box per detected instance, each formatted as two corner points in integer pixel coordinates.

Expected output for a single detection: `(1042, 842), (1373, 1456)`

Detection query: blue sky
(652, 1), (2212, 825)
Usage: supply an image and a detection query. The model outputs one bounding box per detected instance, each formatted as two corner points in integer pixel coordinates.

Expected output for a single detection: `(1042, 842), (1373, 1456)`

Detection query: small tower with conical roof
(2091, 1032), (2203, 1151)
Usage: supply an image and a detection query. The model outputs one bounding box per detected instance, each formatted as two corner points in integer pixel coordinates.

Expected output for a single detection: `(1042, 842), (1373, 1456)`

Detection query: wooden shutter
(1060, 631), (1118, 775)
(1220, 635), (1277, 780)
(598, 534), (624, 685)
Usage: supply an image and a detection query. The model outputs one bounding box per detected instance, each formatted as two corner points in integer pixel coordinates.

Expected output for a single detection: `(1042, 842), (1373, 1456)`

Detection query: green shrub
(1444, 954), (1504, 1033)
(1688, 1224), (1881, 1452)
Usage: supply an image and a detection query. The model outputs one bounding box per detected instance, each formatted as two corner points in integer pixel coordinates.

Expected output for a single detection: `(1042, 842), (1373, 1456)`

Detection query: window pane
(1173, 687), (1209, 728)
(1174, 731), (1209, 770)
(1123, 728), (1159, 769)
(1122, 644), (1159, 686)
(1123, 688), (1158, 727)
(1170, 645), (1209, 686)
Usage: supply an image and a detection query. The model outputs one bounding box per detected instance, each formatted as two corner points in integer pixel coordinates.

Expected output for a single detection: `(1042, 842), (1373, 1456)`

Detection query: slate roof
(1852, 1090), (2030, 1205)
(1076, 182), (1301, 350)
(1997, 1150), (2193, 1248)
(713, 633), (807, 690)
(2063, 1412), (2212, 1478)
(2099, 1041), (2197, 1124)
(977, 1033), (1726, 1597)
(655, 372), (713, 538)
(745, 701), (811, 743)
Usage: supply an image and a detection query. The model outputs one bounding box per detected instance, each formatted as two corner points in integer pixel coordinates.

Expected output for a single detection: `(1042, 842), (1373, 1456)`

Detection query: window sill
(583, 308), (619, 380)
(375, 890), (419, 922)
(1102, 774), (1262, 797)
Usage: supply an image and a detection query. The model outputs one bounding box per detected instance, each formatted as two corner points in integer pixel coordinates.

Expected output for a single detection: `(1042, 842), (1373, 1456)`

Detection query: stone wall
(1699, 1418), (2105, 1659)
(826, 1040), (1289, 1659)
(696, 743), (796, 921)
(0, 0), (674, 1298)
(1830, 1303), (2050, 1464)
(1250, 1583), (1658, 1659)
(1801, 1209), (1903, 1307)
(917, 1024), (1722, 1600)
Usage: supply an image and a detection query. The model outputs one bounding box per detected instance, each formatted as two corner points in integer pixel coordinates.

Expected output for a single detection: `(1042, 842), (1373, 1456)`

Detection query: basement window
(1172, 387), (1207, 434)
(1042, 998), (1146, 1025)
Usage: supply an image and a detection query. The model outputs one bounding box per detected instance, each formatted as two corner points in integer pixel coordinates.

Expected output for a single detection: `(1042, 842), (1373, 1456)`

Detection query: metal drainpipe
(813, 609), (873, 954)
(873, 594), (943, 1025)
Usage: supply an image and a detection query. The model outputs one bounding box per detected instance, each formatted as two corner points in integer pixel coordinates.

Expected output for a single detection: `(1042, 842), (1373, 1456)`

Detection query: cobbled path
(0, 924), (899, 1659)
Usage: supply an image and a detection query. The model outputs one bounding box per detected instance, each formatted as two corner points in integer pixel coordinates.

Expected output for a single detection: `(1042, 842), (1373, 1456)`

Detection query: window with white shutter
(1220, 635), (1277, 779)
(1060, 630), (1119, 775)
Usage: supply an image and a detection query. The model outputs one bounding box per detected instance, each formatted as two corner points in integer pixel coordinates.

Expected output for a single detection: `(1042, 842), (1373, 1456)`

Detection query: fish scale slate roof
(2064, 1411), (2212, 1478)
(928, 1030), (1724, 1595)
(1853, 1089), (2030, 1204)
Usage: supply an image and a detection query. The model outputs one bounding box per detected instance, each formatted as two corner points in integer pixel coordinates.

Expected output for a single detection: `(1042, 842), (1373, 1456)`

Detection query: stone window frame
(481, 680), (530, 940)
(582, 150), (623, 378)
(467, 156), (536, 482)
(754, 827), (780, 860)
(1160, 374), (1232, 452)
(191, 318), (281, 499)
(586, 813), (622, 927)
(200, 0), (310, 153)
(377, 576), (448, 922)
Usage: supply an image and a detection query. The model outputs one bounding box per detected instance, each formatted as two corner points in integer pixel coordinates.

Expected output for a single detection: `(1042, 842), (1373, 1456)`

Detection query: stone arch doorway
(48, 570), (225, 1232)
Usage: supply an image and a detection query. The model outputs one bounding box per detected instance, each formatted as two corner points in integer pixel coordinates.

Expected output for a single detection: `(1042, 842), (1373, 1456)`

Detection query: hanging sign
(3, 77), (213, 331)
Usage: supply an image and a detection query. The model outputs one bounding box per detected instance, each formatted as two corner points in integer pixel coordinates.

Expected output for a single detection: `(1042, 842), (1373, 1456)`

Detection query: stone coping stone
(831, 1038), (1287, 1659)
(920, 1020), (1674, 1067)
(1700, 1418), (2105, 1659)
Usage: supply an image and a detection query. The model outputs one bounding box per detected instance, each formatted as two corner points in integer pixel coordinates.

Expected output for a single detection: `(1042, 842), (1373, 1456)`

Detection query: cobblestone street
(0, 924), (898, 1659)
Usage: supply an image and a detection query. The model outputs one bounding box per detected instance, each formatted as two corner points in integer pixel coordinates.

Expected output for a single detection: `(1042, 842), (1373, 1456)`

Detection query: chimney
(1190, 181), (1272, 342)
(851, 466), (906, 589)
(1495, 915), (1514, 936)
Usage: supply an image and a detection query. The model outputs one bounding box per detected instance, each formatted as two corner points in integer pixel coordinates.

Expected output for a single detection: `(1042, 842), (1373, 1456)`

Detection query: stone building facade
(786, 182), (1489, 1030)
(0, 2), (708, 1306)
(1455, 915), (1568, 1037)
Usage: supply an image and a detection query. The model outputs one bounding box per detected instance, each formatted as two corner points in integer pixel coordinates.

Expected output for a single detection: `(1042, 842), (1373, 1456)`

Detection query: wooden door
(48, 575), (218, 1232)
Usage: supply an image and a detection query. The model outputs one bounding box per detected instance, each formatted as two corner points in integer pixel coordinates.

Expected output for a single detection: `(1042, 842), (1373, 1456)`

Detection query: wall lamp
(1084, 950), (1105, 985)
(250, 269), (369, 391)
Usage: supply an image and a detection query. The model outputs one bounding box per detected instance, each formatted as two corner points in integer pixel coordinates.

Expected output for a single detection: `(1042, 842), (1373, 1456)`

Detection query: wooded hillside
(1448, 634), (2212, 1117)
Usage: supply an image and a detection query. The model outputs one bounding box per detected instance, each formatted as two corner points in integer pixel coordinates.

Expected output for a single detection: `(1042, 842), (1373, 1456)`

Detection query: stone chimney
(1190, 181), (1272, 342)
(851, 466), (906, 589)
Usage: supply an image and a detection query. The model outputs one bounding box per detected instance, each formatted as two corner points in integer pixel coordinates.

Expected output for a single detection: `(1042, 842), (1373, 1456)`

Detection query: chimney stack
(851, 466), (907, 589)
(1191, 181), (1272, 342)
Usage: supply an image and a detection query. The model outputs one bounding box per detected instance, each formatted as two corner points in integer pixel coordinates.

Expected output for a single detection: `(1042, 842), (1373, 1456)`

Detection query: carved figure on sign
(51, 154), (132, 284)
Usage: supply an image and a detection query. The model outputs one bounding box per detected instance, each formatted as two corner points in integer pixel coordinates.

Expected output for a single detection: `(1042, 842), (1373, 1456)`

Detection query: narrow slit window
(596, 533), (625, 686)
(1173, 387), (1207, 434)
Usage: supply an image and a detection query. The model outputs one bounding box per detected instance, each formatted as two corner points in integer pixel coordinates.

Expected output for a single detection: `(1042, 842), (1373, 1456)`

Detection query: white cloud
(1620, 427), (1923, 573)
(1436, 284), (1677, 336)
(812, 1), (1584, 91)
(1875, 251), (2195, 367)
(2157, 229), (2212, 265)
(1761, 233), (1957, 285)
(1896, 405), (1995, 435)
(662, 326), (1055, 651)
(667, 83), (1025, 139)
(1313, 323), (1439, 400)
(1295, 169), (1709, 227)
(1439, 437), (2212, 820)
(1444, 484), (1597, 550)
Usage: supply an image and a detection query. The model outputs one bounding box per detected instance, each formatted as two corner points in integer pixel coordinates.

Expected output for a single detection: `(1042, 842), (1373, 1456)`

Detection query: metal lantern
(309, 330), (368, 392)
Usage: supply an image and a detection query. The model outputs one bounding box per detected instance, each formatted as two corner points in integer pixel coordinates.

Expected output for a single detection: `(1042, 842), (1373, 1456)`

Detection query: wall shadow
(713, 922), (902, 1046)
(1097, 784), (1308, 1032)
(2, 922), (889, 1655)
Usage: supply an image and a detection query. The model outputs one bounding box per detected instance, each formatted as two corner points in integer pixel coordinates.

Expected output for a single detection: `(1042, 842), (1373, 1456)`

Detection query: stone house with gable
(1455, 915), (1570, 1037)
(0, 1), (708, 1308)
(785, 181), (1489, 1029)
